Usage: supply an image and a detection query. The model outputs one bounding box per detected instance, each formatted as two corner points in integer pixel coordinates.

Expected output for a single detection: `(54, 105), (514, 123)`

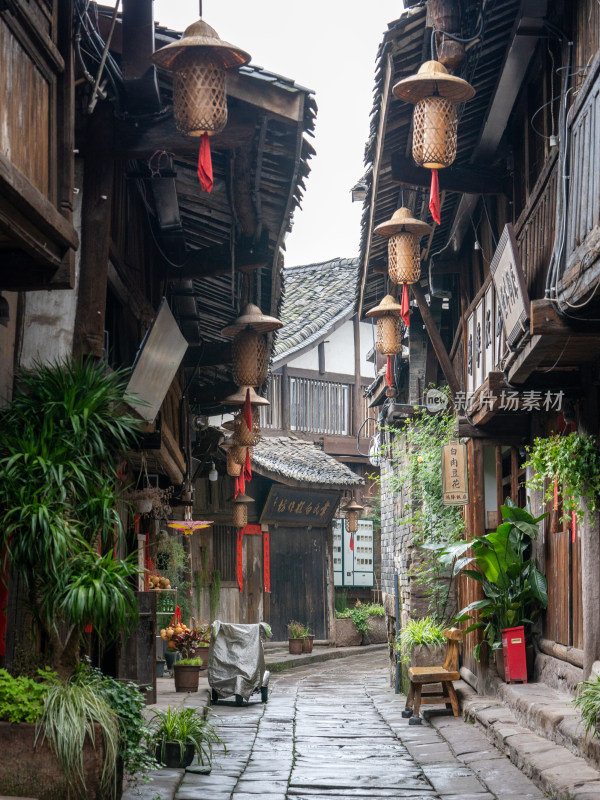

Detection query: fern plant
(574, 676), (600, 738)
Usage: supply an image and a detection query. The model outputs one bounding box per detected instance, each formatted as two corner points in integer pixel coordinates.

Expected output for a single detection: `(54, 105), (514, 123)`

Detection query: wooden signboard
(442, 439), (469, 505)
(490, 224), (530, 350)
(260, 486), (339, 526)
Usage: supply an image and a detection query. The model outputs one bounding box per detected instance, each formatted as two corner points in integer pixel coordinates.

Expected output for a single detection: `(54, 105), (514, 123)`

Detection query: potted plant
(441, 499), (548, 675)
(148, 707), (224, 770)
(574, 675), (600, 739)
(191, 619), (212, 669)
(363, 603), (387, 644)
(287, 620), (306, 654)
(334, 608), (362, 647)
(171, 625), (206, 692)
(398, 617), (446, 667)
(302, 625), (315, 653)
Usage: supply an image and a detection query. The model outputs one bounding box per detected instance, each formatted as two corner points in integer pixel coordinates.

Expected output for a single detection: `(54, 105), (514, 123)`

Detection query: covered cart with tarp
(208, 621), (271, 705)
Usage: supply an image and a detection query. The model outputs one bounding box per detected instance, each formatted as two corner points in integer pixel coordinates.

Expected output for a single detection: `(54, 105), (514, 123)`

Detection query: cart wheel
(261, 686), (268, 703)
(235, 694), (244, 706)
(211, 689), (219, 704)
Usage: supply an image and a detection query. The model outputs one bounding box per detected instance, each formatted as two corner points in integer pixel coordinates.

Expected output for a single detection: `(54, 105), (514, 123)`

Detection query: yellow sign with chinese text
(441, 439), (469, 506)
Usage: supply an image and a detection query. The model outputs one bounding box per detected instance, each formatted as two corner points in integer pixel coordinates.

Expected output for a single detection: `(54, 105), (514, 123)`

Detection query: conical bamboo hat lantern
(152, 20), (250, 192)
(232, 328), (268, 387)
(392, 61), (474, 224)
(221, 386), (270, 407)
(374, 208), (431, 286)
(222, 303), (283, 337)
(232, 493), (254, 528)
(366, 295), (404, 357)
(343, 498), (364, 534)
(234, 407), (261, 446)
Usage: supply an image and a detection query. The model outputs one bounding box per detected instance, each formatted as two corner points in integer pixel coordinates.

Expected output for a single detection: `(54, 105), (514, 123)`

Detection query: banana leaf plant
(438, 499), (548, 661)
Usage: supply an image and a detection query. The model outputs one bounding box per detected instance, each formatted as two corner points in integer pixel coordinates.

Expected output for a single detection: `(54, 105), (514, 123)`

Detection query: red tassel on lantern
(349, 531), (354, 551)
(553, 478), (558, 510)
(243, 388), (253, 429)
(244, 447), (252, 483)
(234, 475), (240, 498)
(386, 356), (393, 388)
(197, 132), (213, 192)
(401, 283), (410, 328)
(429, 169), (441, 225)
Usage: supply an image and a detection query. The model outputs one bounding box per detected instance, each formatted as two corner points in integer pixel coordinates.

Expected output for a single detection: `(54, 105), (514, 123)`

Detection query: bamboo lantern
(366, 294), (405, 398)
(226, 448), (242, 477)
(152, 21), (250, 192)
(222, 385), (269, 447)
(232, 493), (254, 528)
(343, 498), (364, 534)
(392, 61), (474, 224)
(374, 209), (431, 329)
(222, 304), (283, 388)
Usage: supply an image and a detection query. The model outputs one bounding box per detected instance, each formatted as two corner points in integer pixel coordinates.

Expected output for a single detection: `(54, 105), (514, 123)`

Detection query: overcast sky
(145, 1), (405, 267)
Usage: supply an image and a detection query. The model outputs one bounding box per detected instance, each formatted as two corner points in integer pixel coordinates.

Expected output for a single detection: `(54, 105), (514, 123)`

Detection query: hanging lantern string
(199, 0), (202, 18)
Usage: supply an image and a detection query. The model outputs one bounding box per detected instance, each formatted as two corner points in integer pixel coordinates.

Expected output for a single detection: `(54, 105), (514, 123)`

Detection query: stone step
(455, 679), (600, 800)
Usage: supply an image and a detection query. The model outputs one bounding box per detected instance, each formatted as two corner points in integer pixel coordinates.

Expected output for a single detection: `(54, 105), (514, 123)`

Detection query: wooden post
(411, 282), (460, 397)
(352, 313), (362, 437)
(510, 446), (519, 503)
(281, 365), (290, 432)
(495, 445), (503, 527)
(73, 107), (115, 359)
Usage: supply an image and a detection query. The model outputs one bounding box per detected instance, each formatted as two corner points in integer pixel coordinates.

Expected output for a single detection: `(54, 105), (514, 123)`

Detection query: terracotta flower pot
(288, 637), (304, 654)
(302, 634), (314, 653)
(173, 663), (201, 692)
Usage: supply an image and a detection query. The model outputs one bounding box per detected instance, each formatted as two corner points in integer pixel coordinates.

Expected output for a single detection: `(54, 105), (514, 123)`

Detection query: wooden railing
(290, 376), (351, 435)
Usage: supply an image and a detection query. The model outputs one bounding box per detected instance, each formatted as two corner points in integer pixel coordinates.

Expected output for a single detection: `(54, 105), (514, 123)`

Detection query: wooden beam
(182, 341), (232, 368)
(73, 107), (115, 359)
(411, 282), (460, 397)
(530, 299), (600, 336)
(122, 0), (162, 114)
(170, 232), (270, 280)
(495, 445), (503, 527)
(391, 153), (509, 195)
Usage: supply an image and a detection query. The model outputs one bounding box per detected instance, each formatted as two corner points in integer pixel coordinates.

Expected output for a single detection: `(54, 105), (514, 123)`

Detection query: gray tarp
(208, 621), (271, 700)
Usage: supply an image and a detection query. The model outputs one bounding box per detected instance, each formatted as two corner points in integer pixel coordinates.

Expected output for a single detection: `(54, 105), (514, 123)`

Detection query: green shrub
(176, 657), (204, 667)
(335, 602), (385, 633)
(287, 620), (306, 639)
(0, 667), (57, 723)
(148, 707), (224, 767)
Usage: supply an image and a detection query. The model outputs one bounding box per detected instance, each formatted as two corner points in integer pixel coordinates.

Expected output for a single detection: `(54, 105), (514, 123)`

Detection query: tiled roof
(273, 257), (359, 365)
(252, 436), (364, 488)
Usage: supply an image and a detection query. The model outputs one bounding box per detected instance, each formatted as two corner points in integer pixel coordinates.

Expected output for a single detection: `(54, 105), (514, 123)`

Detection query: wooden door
(543, 514), (583, 648)
(269, 526), (328, 640)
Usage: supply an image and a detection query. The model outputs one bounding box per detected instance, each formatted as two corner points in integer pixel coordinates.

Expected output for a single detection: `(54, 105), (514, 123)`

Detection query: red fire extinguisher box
(501, 625), (527, 683)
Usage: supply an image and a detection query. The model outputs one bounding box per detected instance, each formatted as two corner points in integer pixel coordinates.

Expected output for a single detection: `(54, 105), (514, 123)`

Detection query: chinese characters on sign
(441, 439), (469, 506)
(489, 224), (530, 350)
(454, 389), (564, 415)
(260, 487), (339, 526)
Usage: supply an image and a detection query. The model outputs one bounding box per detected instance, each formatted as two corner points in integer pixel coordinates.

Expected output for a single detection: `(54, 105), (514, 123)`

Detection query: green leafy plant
(574, 675), (600, 738)
(377, 394), (464, 621)
(335, 602), (385, 634)
(0, 359), (141, 677)
(74, 663), (157, 780)
(171, 624), (206, 659)
(398, 617), (445, 664)
(287, 620), (306, 639)
(441, 499), (548, 660)
(177, 657), (204, 667)
(525, 432), (600, 522)
(156, 533), (192, 621)
(39, 679), (120, 797)
(0, 667), (57, 723)
(148, 707), (224, 767)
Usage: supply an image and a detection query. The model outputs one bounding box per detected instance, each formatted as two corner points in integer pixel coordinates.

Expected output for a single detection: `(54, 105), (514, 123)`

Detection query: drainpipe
(394, 570), (401, 693)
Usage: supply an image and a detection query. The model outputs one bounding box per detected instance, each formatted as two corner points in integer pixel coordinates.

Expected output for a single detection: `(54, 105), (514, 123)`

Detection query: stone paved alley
(129, 650), (545, 800)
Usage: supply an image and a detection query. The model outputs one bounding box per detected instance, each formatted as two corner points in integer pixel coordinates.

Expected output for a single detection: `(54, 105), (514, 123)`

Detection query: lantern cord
(429, 169), (441, 225)
(400, 284), (410, 328)
(197, 133), (214, 192)
(430, 17), (485, 61)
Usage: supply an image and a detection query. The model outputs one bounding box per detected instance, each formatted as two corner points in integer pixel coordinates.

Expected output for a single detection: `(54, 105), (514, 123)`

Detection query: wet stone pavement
(136, 650), (545, 800)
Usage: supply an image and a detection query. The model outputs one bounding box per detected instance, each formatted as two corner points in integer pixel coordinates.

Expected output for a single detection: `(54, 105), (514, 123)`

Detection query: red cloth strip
(197, 133), (213, 192)
(429, 168), (441, 224)
(244, 446), (252, 483)
(386, 356), (393, 388)
(401, 283), (410, 328)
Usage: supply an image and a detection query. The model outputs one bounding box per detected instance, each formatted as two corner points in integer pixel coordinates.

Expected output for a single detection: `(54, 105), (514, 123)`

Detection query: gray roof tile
(252, 435), (363, 488)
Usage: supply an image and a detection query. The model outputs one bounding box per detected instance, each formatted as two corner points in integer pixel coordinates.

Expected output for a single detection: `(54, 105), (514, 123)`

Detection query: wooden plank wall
(572, 0), (600, 95)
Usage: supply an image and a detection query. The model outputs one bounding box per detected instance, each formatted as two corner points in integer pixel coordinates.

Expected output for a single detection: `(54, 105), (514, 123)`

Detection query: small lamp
(208, 461), (218, 482)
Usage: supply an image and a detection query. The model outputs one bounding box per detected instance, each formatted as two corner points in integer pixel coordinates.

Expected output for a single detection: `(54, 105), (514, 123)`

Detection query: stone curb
(454, 681), (600, 800)
(265, 642), (388, 672)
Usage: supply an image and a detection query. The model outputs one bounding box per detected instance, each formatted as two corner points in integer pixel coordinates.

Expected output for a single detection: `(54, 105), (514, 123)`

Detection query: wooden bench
(402, 627), (463, 725)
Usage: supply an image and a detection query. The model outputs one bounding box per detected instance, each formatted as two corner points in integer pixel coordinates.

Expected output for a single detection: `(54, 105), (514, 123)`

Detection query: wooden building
(0, 2), (315, 678)
(359, 0), (600, 692)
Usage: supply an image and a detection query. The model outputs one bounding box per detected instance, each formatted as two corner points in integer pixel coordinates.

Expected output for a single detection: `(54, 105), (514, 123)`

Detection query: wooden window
(212, 524), (237, 582)
(289, 376), (350, 435)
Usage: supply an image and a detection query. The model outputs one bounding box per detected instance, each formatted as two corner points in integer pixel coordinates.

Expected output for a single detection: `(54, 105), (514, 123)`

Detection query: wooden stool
(402, 627), (462, 725)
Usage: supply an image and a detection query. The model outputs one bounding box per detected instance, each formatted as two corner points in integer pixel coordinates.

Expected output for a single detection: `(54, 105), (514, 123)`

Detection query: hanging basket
(231, 444), (248, 466)
(377, 317), (403, 356)
(232, 329), (268, 387)
(412, 96), (458, 169)
(234, 407), (261, 447)
(388, 232), (421, 284)
(233, 502), (248, 528)
(226, 449), (242, 477)
(172, 51), (228, 137)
